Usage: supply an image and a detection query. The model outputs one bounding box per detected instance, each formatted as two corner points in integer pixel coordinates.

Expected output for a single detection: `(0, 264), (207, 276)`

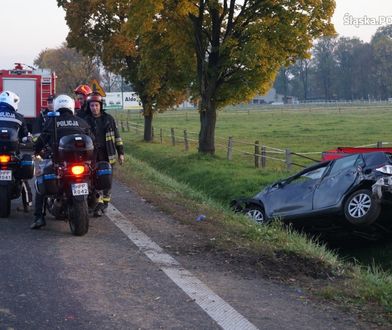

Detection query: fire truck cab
(0, 63), (56, 131)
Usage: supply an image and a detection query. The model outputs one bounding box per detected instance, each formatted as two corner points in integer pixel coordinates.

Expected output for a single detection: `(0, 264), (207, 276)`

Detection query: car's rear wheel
(245, 204), (268, 224)
(344, 189), (381, 225)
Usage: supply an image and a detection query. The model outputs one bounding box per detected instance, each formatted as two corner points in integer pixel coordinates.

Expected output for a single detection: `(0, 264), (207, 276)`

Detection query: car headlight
(375, 165), (392, 174)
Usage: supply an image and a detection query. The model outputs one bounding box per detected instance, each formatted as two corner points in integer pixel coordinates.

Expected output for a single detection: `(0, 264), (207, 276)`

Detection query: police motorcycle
(0, 127), (34, 217)
(35, 112), (112, 236)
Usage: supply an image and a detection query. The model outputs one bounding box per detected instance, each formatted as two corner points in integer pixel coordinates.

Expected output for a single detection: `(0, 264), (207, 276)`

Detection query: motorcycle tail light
(0, 155), (10, 163)
(71, 165), (85, 176)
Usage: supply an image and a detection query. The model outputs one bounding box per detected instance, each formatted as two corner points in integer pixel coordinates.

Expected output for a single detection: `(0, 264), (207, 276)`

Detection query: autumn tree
(57, 0), (193, 141)
(133, 0), (335, 153)
(34, 43), (100, 94)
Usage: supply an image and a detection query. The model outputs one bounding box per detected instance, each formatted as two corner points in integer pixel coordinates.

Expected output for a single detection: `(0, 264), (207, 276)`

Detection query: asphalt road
(0, 180), (372, 330)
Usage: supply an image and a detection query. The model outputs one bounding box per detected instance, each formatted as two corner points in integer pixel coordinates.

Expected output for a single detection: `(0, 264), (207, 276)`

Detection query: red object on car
(321, 147), (392, 161)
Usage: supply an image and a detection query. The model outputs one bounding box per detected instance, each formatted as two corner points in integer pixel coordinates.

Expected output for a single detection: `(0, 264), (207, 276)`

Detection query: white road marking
(106, 204), (258, 330)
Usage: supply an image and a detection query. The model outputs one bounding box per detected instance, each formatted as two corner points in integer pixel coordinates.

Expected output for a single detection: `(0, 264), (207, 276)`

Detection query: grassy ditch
(116, 139), (392, 322)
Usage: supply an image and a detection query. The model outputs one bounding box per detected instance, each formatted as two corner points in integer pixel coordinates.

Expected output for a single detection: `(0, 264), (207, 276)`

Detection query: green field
(114, 105), (392, 162)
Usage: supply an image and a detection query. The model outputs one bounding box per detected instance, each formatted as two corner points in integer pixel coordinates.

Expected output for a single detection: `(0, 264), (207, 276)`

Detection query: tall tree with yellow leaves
(131, 0), (335, 153)
(57, 0), (193, 141)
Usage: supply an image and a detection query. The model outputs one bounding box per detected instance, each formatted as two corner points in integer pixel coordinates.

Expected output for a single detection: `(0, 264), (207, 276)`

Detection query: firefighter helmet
(74, 84), (92, 96)
(0, 91), (20, 111)
(86, 93), (103, 105)
(54, 94), (75, 113)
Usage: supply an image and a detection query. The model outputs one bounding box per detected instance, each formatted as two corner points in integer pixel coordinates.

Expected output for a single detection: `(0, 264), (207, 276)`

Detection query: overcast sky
(0, 0), (391, 69)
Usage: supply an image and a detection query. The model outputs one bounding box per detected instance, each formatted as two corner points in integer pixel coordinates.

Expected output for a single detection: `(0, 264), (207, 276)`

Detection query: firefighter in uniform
(0, 91), (33, 211)
(31, 94), (93, 229)
(85, 93), (124, 216)
(74, 84), (92, 119)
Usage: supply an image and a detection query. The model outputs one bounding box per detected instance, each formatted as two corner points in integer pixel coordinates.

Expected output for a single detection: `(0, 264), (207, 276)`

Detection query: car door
(265, 164), (329, 218)
(313, 154), (362, 210)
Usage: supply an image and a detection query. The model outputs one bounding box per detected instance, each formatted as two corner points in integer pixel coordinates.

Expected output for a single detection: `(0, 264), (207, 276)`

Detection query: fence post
(184, 129), (189, 151)
(261, 146), (266, 168)
(171, 128), (176, 146)
(121, 121), (125, 132)
(227, 136), (233, 161)
(152, 126), (155, 141)
(254, 140), (260, 168)
(126, 121), (130, 132)
(160, 128), (163, 144)
(285, 148), (292, 171)
(377, 141), (383, 148)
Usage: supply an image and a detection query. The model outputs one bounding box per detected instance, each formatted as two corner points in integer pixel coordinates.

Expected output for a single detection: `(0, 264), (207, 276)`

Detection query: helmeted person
(85, 93), (124, 216)
(0, 91), (33, 211)
(31, 94), (94, 229)
(0, 91), (29, 141)
(74, 84), (92, 119)
(32, 94), (56, 143)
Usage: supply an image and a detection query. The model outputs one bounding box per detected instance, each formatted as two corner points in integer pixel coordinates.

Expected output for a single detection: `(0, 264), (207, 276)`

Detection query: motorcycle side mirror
(47, 111), (60, 117)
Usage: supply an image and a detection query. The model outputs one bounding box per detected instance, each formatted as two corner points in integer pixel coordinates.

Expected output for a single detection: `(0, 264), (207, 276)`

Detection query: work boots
(30, 216), (46, 229)
(93, 202), (105, 217)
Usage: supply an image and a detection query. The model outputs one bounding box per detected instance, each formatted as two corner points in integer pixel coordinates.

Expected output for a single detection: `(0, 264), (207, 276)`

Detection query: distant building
(251, 88), (298, 105)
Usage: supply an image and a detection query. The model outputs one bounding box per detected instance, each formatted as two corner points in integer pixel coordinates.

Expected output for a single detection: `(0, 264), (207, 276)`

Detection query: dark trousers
(34, 192), (45, 217)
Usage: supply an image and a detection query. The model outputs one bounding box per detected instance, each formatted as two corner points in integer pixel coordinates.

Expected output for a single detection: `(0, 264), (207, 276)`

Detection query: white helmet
(54, 94), (75, 113)
(0, 91), (20, 111)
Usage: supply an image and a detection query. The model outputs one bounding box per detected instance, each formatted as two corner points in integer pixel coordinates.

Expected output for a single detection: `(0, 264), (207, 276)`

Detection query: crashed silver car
(231, 152), (392, 232)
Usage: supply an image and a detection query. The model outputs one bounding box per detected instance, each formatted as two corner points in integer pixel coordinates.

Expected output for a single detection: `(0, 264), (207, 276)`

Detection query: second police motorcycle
(35, 95), (112, 236)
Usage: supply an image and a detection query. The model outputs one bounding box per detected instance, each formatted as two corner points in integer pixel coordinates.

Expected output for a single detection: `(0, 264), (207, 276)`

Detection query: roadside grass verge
(116, 143), (392, 321)
(116, 149), (341, 271)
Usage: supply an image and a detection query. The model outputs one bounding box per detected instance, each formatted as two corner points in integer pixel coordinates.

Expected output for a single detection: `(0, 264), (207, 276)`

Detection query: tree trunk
(198, 95), (216, 154)
(143, 104), (153, 142)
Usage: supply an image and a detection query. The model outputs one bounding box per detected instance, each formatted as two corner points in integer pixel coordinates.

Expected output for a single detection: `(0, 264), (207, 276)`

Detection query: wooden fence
(115, 121), (390, 171)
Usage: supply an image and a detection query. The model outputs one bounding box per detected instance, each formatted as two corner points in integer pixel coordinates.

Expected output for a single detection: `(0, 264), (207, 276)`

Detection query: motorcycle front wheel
(69, 198), (89, 236)
(0, 186), (11, 218)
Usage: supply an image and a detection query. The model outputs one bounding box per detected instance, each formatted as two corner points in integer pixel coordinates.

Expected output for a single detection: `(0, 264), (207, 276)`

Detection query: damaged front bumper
(372, 176), (392, 201)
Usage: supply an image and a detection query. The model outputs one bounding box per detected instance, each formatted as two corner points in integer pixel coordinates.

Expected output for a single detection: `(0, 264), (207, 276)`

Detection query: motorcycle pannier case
(15, 154), (34, 180)
(0, 127), (19, 153)
(58, 134), (94, 162)
(94, 161), (112, 190)
(36, 165), (59, 195)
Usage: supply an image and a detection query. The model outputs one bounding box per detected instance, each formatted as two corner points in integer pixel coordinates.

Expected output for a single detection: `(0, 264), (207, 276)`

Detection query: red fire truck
(0, 63), (56, 130)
